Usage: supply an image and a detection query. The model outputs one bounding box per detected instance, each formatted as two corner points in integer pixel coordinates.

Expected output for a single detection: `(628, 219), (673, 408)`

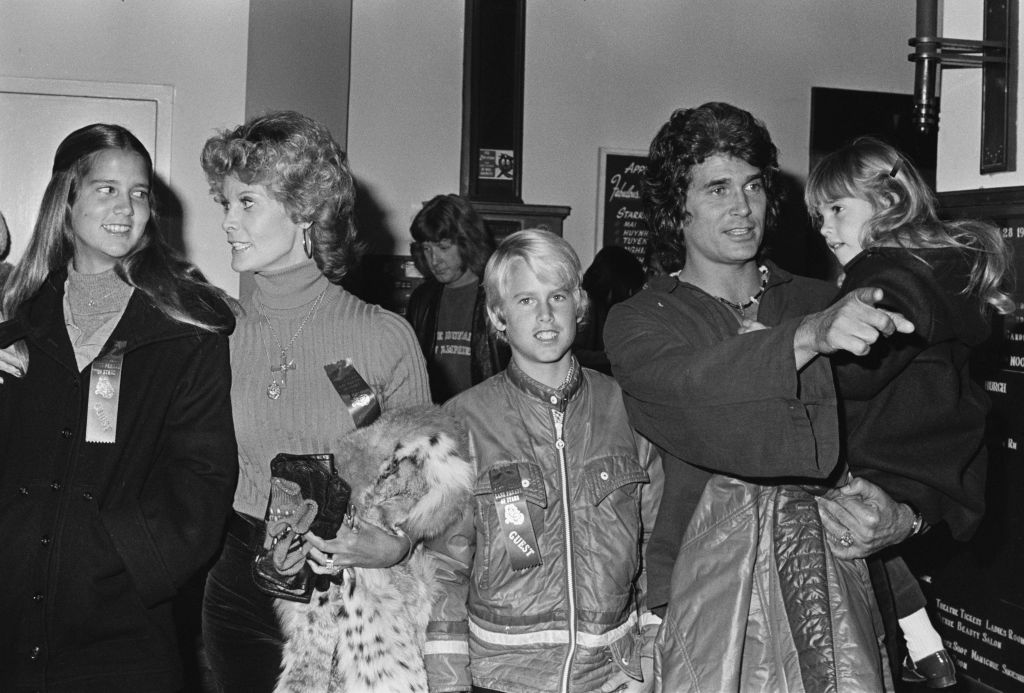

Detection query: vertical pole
(913, 0), (941, 133)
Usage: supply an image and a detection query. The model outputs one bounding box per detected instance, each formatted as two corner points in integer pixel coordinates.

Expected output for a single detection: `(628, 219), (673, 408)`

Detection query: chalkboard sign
(597, 148), (649, 264)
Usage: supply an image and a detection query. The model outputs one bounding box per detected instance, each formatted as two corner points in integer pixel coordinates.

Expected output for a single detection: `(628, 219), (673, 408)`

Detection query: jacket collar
(506, 356), (582, 413)
(762, 260), (795, 291)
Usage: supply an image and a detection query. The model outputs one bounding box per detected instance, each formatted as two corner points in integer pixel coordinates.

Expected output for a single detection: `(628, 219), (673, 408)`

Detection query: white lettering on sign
(608, 173), (640, 202)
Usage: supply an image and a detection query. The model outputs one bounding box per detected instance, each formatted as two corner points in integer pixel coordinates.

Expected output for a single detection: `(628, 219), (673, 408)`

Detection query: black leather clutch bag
(252, 452), (352, 603)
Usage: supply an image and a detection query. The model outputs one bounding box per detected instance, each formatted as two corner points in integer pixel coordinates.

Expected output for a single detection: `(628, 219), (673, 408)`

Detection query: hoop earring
(302, 226), (313, 258)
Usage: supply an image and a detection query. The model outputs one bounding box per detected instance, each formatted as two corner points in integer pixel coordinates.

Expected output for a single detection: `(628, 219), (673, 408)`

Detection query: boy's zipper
(553, 408), (577, 693)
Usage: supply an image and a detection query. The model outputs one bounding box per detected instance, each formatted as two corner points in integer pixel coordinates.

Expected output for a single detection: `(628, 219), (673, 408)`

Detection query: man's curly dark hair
(643, 102), (781, 273)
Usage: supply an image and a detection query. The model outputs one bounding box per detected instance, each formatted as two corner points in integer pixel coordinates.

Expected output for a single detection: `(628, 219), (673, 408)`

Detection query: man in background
(407, 194), (509, 402)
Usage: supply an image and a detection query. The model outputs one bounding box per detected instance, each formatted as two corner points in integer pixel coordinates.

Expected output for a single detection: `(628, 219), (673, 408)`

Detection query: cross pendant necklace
(254, 288), (328, 400)
(268, 350), (297, 400)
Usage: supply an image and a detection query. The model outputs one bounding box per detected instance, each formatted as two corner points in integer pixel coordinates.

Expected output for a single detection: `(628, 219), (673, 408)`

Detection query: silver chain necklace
(253, 288), (328, 400)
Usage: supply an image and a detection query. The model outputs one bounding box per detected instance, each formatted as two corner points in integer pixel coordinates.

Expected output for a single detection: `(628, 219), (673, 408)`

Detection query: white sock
(899, 608), (945, 662)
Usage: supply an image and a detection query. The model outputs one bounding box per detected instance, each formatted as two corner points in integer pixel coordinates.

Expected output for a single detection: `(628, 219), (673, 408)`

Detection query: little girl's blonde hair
(805, 136), (1014, 315)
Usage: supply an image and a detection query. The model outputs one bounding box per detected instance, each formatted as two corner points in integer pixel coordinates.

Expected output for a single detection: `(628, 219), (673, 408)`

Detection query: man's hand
(816, 476), (916, 560)
(0, 346), (24, 384)
(793, 288), (914, 368)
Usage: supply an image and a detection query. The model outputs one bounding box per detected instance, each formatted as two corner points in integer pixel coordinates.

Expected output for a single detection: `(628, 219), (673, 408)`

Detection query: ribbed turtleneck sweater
(64, 266), (134, 370)
(231, 259), (430, 517)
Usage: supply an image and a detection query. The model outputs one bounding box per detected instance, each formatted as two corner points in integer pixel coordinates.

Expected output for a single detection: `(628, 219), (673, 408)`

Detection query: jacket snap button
(50, 481), (62, 491)
(33, 592), (43, 603)
(549, 395), (558, 404)
(60, 428), (72, 439)
(82, 492), (94, 501)
(18, 487), (29, 496)
(29, 645), (41, 660)
(600, 471), (609, 480)
(521, 479), (530, 488)
(40, 536), (51, 546)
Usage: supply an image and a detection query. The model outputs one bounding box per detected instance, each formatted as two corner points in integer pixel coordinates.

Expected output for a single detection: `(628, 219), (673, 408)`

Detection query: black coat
(0, 270), (238, 692)
(832, 247), (991, 539)
(405, 279), (509, 402)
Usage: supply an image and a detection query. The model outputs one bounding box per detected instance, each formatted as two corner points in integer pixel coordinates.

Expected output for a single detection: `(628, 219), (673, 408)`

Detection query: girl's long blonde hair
(805, 136), (1014, 315)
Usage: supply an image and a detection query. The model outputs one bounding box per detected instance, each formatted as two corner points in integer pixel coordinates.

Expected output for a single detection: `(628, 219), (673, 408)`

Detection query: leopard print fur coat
(273, 405), (473, 693)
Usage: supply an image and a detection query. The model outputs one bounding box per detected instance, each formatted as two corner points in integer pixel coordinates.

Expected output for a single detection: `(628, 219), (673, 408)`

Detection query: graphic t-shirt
(432, 282), (477, 401)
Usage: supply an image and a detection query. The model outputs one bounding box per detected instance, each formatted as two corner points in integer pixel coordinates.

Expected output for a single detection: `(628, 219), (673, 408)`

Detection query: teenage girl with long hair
(806, 136), (1013, 688)
(0, 123), (237, 691)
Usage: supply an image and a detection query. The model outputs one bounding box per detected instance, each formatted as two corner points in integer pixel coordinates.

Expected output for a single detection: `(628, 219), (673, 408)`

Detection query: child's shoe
(901, 650), (957, 689)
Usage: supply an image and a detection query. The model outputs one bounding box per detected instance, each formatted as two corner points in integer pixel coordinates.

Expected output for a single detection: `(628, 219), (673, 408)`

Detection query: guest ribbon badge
(86, 341), (126, 444)
(489, 465), (542, 570)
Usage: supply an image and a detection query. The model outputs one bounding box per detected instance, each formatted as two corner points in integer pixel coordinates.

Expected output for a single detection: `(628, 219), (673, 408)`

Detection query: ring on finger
(324, 556), (335, 571)
(838, 531), (854, 548)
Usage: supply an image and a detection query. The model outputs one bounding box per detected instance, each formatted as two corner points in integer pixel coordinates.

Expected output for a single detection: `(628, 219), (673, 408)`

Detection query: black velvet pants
(202, 515), (284, 693)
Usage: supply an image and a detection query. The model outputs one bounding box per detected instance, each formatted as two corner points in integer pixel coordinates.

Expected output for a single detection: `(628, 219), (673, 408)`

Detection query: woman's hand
(816, 476), (916, 559)
(304, 521), (411, 574)
(0, 346), (24, 384)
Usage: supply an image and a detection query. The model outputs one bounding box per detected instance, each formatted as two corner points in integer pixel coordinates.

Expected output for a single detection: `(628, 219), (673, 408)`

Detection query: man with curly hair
(604, 102), (917, 690)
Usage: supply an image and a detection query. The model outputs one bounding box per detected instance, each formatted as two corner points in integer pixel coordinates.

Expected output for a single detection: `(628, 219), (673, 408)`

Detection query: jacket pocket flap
(473, 462), (547, 508)
(585, 456), (649, 505)
(607, 627), (643, 680)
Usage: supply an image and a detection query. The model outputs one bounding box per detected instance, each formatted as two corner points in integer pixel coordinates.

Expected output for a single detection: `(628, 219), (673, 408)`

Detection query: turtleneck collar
(66, 264), (133, 316)
(68, 264), (126, 289)
(252, 259), (330, 310)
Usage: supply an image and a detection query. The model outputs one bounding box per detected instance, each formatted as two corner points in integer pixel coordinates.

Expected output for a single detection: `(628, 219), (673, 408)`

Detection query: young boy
(424, 230), (662, 693)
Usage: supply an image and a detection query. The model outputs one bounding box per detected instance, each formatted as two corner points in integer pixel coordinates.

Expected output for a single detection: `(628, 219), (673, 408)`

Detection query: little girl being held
(805, 136), (1013, 689)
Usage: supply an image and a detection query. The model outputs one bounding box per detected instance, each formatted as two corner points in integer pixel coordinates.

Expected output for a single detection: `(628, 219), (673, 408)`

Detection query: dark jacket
(0, 270), (238, 692)
(833, 247), (991, 539)
(405, 279), (510, 402)
(604, 262), (840, 612)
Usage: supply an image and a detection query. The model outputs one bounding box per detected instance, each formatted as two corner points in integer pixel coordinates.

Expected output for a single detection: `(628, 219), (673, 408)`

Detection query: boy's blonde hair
(484, 229), (589, 332)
